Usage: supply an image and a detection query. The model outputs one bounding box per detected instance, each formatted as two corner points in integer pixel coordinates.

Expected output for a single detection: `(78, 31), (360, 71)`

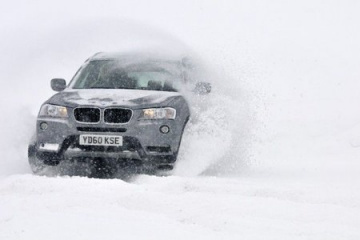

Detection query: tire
(89, 158), (118, 178)
(28, 144), (61, 175)
(28, 144), (46, 174)
(141, 156), (175, 175)
(153, 164), (174, 176)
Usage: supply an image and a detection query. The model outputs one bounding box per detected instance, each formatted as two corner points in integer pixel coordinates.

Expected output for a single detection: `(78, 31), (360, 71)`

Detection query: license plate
(79, 135), (123, 146)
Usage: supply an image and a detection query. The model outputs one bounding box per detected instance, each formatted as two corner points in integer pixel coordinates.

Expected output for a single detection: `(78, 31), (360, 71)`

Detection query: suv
(28, 52), (211, 174)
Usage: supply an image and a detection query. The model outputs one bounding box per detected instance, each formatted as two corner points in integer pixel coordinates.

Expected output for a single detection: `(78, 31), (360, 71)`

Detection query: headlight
(39, 104), (68, 118)
(140, 107), (176, 120)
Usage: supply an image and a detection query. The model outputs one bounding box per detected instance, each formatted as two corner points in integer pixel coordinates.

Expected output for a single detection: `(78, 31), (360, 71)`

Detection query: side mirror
(194, 82), (211, 95)
(51, 78), (66, 92)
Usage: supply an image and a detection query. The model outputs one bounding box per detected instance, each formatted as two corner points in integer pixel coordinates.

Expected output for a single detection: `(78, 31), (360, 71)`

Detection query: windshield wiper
(89, 86), (114, 89)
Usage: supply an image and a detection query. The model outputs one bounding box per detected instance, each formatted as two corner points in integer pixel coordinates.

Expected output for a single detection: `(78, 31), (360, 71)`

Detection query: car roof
(89, 51), (186, 63)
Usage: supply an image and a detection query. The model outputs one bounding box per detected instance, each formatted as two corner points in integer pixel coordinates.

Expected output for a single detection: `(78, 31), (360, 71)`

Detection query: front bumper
(33, 111), (187, 165)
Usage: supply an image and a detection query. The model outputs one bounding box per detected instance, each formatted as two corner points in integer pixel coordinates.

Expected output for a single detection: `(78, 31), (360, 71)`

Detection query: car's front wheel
(28, 144), (60, 175)
(28, 144), (46, 174)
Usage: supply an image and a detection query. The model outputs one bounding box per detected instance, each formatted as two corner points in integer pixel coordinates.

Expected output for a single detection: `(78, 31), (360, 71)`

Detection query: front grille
(74, 108), (101, 123)
(146, 146), (171, 153)
(77, 127), (127, 133)
(104, 108), (132, 124)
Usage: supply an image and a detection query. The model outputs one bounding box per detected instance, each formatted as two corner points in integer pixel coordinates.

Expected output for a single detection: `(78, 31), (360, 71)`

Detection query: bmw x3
(28, 52), (211, 174)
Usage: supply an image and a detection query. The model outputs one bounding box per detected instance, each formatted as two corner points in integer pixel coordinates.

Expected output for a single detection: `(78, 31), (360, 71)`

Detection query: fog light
(160, 125), (170, 134)
(39, 143), (60, 152)
(40, 122), (48, 130)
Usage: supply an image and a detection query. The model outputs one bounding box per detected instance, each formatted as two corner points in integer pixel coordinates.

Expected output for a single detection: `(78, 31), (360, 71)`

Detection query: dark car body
(28, 52), (210, 174)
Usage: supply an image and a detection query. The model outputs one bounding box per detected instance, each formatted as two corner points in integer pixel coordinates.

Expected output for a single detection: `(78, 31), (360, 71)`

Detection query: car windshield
(70, 60), (184, 92)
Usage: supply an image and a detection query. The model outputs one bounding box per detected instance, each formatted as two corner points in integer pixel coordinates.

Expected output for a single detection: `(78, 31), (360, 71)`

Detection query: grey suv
(28, 52), (211, 174)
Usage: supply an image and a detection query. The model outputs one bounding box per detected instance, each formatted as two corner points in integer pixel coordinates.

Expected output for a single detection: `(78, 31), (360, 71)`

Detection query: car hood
(47, 89), (182, 109)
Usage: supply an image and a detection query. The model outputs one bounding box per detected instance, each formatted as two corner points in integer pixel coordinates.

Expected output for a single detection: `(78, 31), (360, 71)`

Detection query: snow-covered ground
(1, 0), (360, 239)
(1, 173), (359, 240)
